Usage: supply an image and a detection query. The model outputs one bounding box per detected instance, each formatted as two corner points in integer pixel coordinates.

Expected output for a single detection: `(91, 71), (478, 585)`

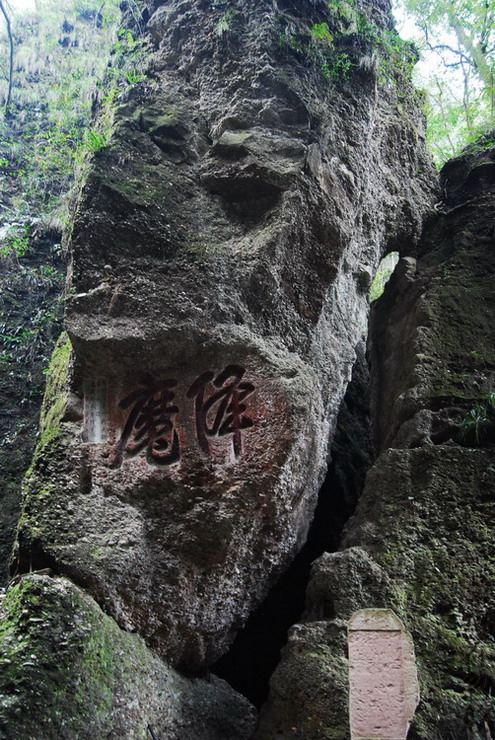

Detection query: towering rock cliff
(12, 0), (433, 671)
(9, 0), (493, 737)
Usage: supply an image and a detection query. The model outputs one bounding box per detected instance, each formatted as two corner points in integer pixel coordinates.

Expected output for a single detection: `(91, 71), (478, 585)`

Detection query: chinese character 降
(187, 365), (255, 457)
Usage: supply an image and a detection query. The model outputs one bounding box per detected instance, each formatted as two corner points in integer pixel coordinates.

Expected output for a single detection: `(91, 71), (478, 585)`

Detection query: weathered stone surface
(348, 609), (419, 740)
(362, 140), (495, 735)
(258, 449), (495, 739)
(343, 445), (495, 737)
(0, 574), (256, 739)
(370, 140), (495, 451)
(254, 618), (350, 740)
(257, 140), (495, 738)
(255, 548), (391, 739)
(15, 0), (434, 673)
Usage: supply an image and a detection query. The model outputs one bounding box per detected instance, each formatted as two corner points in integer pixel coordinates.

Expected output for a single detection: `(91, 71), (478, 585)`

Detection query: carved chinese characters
(118, 377), (180, 465)
(83, 365), (256, 465)
(187, 365), (254, 457)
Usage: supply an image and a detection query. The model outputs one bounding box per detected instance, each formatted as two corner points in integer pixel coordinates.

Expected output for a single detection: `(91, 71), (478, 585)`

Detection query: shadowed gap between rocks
(212, 342), (375, 709)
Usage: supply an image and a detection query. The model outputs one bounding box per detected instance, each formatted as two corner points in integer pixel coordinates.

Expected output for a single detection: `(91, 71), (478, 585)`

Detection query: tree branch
(0, 0), (13, 117)
(432, 77), (457, 155)
(448, 9), (494, 95)
(427, 42), (473, 67)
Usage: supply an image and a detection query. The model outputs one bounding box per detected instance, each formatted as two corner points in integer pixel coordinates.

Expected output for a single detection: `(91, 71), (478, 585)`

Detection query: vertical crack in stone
(213, 342), (374, 708)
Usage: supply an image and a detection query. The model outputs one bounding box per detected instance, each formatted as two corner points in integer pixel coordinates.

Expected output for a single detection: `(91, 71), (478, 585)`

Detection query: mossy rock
(345, 446), (495, 736)
(0, 574), (256, 739)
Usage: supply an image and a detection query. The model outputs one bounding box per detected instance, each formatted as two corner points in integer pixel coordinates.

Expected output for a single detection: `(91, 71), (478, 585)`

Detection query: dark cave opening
(212, 342), (374, 709)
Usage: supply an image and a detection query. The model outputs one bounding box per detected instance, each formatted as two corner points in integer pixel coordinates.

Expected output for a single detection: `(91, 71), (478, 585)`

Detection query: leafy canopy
(395, 0), (495, 163)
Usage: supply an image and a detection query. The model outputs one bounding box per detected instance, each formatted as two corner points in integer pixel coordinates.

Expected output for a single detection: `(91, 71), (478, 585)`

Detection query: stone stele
(348, 608), (419, 740)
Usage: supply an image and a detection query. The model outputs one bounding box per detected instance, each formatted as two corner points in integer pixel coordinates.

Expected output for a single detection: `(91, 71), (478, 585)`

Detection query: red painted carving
(117, 376), (180, 465)
(115, 366), (255, 465)
(187, 365), (255, 457)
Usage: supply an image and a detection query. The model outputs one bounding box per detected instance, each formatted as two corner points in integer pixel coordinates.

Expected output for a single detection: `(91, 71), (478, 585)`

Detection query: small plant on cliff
(0, 226), (31, 259)
(84, 129), (108, 152)
(311, 22), (334, 44)
(125, 68), (146, 84)
(279, 2), (414, 88)
(215, 8), (237, 36)
(457, 393), (495, 446)
(279, 18), (355, 81)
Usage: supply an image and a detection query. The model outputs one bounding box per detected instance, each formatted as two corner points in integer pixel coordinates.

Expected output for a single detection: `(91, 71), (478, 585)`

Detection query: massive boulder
(14, 0), (434, 675)
(0, 573), (256, 739)
(256, 139), (495, 737)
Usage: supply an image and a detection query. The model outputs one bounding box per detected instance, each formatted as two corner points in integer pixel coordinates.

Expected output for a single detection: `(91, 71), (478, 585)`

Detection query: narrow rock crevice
(212, 342), (374, 708)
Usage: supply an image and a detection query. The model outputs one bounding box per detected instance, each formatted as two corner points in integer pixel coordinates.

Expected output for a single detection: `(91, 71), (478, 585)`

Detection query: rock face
(0, 233), (64, 585)
(14, 0), (434, 675)
(256, 140), (495, 738)
(0, 574), (256, 739)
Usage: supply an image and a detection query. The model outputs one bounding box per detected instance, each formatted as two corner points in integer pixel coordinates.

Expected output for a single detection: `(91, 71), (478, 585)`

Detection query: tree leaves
(395, 0), (495, 163)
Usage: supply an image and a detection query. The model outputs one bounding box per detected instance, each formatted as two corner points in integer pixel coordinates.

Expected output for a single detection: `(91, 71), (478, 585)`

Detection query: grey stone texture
(14, 0), (434, 678)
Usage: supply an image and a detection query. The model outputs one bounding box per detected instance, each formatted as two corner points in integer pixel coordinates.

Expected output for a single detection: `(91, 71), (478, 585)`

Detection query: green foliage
(394, 0), (495, 164)
(279, 20), (353, 81)
(463, 129), (495, 154)
(0, 247), (64, 375)
(321, 52), (354, 80)
(311, 22), (334, 44)
(379, 29), (416, 82)
(0, 0), (126, 223)
(215, 8), (237, 36)
(125, 69), (147, 84)
(458, 392), (495, 445)
(309, 21), (354, 79)
(369, 252), (399, 302)
(84, 128), (108, 152)
(110, 27), (147, 80)
(0, 301), (63, 367)
(114, 28), (141, 53)
(0, 226), (31, 259)
(279, 0), (416, 87)
(420, 68), (492, 165)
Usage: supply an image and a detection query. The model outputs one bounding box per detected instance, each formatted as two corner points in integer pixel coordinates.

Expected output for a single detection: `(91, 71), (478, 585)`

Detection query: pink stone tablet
(348, 609), (419, 740)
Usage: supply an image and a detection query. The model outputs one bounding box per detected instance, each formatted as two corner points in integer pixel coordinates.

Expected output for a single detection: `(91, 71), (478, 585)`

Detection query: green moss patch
(0, 574), (256, 738)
